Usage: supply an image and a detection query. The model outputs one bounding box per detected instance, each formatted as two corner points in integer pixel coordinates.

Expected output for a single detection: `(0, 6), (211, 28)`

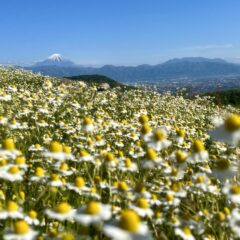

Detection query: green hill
(66, 74), (123, 88)
(204, 88), (240, 107)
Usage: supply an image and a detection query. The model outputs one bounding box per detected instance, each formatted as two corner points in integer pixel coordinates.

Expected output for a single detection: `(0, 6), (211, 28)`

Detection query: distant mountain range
(24, 55), (240, 83)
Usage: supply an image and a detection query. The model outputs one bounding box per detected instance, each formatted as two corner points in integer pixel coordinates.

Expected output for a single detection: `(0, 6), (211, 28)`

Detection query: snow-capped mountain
(33, 53), (76, 67)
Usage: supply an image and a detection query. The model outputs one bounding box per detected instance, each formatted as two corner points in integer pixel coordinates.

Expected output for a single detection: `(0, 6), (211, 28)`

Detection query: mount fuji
(33, 54), (76, 67)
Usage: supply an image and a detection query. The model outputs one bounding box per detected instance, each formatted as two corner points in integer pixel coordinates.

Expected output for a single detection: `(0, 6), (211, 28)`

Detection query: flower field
(0, 67), (239, 239)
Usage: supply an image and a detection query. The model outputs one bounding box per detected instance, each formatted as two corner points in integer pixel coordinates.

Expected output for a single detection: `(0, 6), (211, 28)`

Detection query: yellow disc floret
(141, 124), (151, 135)
(119, 210), (140, 233)
(192, 140), (205, 152)
(83, 117), (92, 125)
(2, 138), (15, 150)
(182, 227), (192, 235)
(230, 185), (240, 195)
(7, 201), (18, 212)
(85, 201), (101, 215)
(49, 141), (63, 153)
(29, 210), (37, 219)
(35, 167), (45, 177)
(176, 151), (186, 163)
(139, 114), (149, 124)
(14, 220), (30, 235)
(75, 177), (85, 188)
(8, 166), (20, 174)
(224, 114), (240, 132)
(137, 198), (149, 209)
(125, 158), (132, 167)
(105, 152), (115, 162)
(154, 129), (165, 141)
(15, 156), (26, 165)
(56, 202), (72, 214)
(117, 181), (128, 192)
(146, 148), (157, 160)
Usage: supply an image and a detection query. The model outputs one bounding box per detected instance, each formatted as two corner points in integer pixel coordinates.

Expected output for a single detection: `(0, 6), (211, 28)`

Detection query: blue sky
(1, 0), (240, 65)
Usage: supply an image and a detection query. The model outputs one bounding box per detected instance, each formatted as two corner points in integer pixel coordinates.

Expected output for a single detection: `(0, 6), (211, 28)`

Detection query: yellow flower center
(141, 124), (151, 135)
(192, 140), (205, 152)
(152, 194), (158, 200)
(8, 166), (20, 174)
(224, 207), (230, 215)
(166, 193), (174, 202)
(196, 176), (204, 183)
(14, 156), (26, 165)
(2, 138), (15, 150)
(135, 183), (146, 193)
(95, 135), (102, 141)
(137, 198), (149, 209)
(29, 210), (37, 219)
(60, 163), (69, 171)
(230, 185), (240, 194)
(61, 232), (75, 240)
(182, 227), (192, 235)
(119, 210), (140, 233)
(105, 152), (115, 162)
(118, 181), (128, 192)
(139, 114), (149, 124)
(35, 144), (41, 149)
(85, 201), (101, 215)
(14, 220), (30, 235)
(125, 158), (132, 167)
(7, 201), (18, 212)
(217, 212), (225, 221)
(75, 177), (85, 188)
(63, 146), (71, 154)
(171, 183), (180, 192)
(176, 129), (185, 137)
(171, 168), (178, 176)
(215, 159), (230, 170)
(176, 151), (186, 163)
(49, 141), (63, 153)
(56, 202), (72, 214)
(155, 211), (161, 218)
(83, 117), (92, 125)
(79, 150), (89, 157)
(94, 176), (101, 184)
(224, 114), (240, 132)
(51, 173), (60, 181)
(154, 129), (165, 141)
(35, 167), (44, 177)
(146, 148), (157, 160)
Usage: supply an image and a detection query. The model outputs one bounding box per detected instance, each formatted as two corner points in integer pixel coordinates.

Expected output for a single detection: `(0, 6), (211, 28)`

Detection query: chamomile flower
(187, 140), (208, 164)
(141, 148), (162, 169)
(25, 211), (40, 226)
(147, 128), (171, 151)
(43, 141), (66, 161)
(222, 183), (240, 204)
(74, 201), (111, 225)
(45, 202), (75, 221)
(209, 114), (240, 146)
(82, 117), (94, 132)
(175, 227), (195, 240)
(118, 158), (138, 172)
(0, 165), (25, 182)
(0, 201), (24, 219)
(66, 176), (89, 194)
(130, 198), (153, 217)
(103, 210), (152, 240)
(3, 220), (38, 240)
(0, 138), (20, 159)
